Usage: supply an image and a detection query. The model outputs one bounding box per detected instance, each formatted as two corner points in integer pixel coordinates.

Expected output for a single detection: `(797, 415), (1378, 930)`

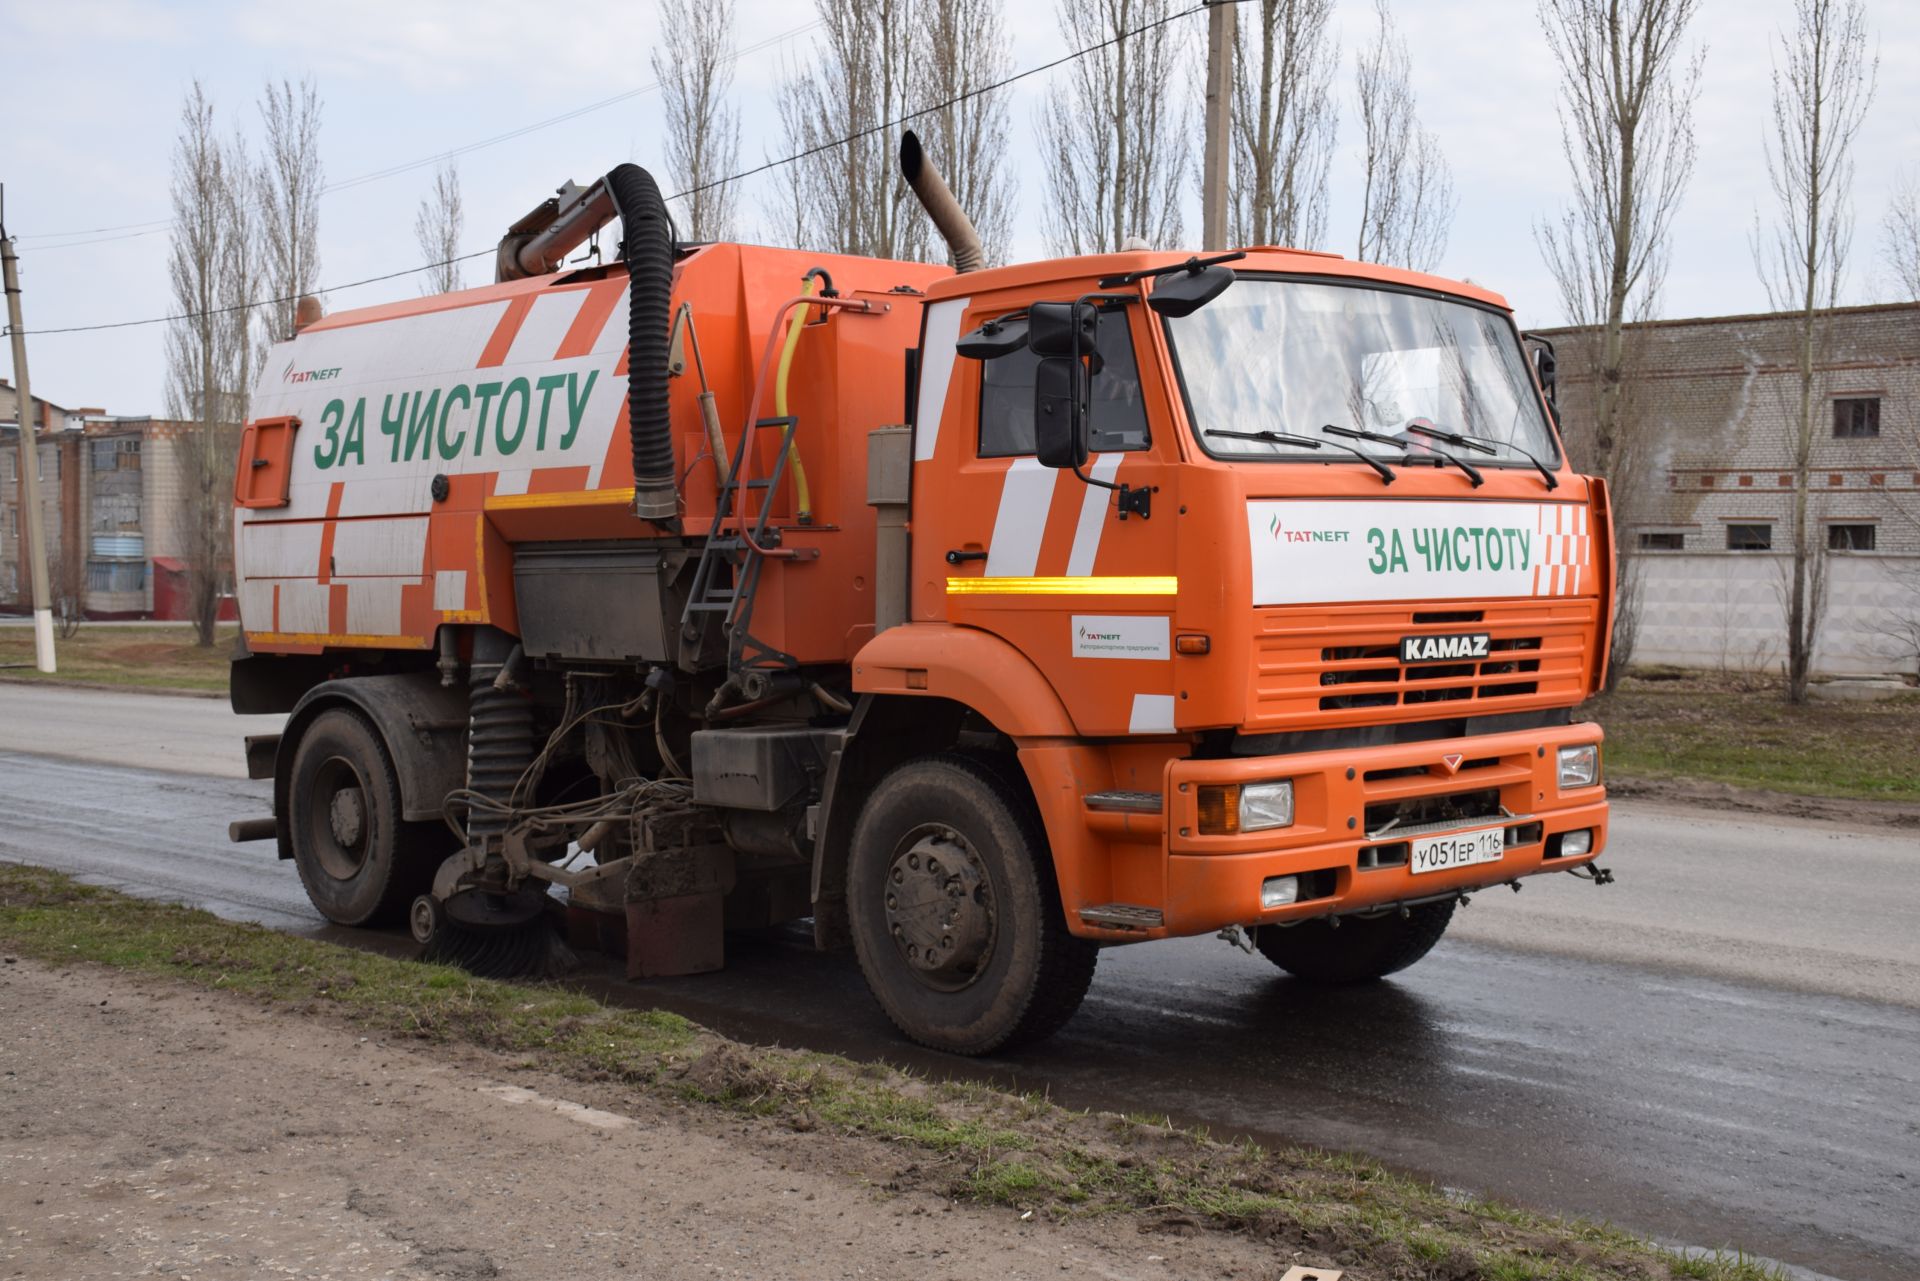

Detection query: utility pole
(1, 184), (57, 674)
(1201, 0), (1236, 251)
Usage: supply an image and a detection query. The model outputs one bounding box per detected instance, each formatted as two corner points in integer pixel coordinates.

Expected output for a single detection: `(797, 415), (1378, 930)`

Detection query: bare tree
(1883, 168), (1920, 300)
(1535, 0), (1703, 683)
(255, 77), (323, 346)
(912, 0), (1017, 264)
(653, 0), (741, 242)
(1755, 0), (1876, 702)
(1229, 0), (1337, 251)
(415, 162), (466, 295)
(777, 0), (927, 261)
(1040, 0), (1188, 256)
(164, 83), (255, 648)
(1353, 0), (1453, 270)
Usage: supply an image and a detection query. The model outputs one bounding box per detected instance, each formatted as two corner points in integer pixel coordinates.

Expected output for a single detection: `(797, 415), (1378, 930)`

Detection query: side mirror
(1147, 264), (1235, 317)
(1028, 301), (1098, 357)
(1533, 345), (1557, 404)
(956, 314), (1029, 360)
(1034, 356), (1089, 469)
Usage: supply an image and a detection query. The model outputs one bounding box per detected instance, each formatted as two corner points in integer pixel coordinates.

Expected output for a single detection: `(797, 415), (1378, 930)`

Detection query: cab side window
(978, 312), (1151, 457)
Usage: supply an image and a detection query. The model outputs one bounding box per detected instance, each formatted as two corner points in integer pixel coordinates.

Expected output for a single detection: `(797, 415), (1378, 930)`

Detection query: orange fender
(851, 623), (1075, 738)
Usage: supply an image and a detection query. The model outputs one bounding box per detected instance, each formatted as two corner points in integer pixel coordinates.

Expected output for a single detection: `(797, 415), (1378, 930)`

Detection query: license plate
(1409, 826), (1504, 874)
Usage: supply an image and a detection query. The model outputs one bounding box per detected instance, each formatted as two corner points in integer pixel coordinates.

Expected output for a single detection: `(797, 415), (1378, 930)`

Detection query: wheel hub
(327, 787), (366, 848)
(883, 827), (994, 991)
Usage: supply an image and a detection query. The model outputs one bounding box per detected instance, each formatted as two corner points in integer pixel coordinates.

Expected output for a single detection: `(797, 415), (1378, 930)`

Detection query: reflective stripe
(1128, 694), (1176, 734)
(913, 299), (967, 462)
(984, 458), (1058, 577)
(945, 575), (1179, 595)
(1065, 452), (1124, 576)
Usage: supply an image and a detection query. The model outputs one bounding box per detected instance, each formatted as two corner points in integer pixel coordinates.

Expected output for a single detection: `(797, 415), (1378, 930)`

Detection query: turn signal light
(1175, 633), (1211, 655)
(1197, 784), (1241, 834)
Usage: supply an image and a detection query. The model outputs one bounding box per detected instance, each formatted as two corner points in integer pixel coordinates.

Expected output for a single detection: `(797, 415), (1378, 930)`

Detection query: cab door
(909, 295), (1182, 737)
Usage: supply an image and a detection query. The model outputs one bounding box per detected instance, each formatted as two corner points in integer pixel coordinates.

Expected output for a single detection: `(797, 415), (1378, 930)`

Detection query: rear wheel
(847, 754), (1097, 1055)
(288, 708), (436, 927)
(1255, 901), (1456, 984)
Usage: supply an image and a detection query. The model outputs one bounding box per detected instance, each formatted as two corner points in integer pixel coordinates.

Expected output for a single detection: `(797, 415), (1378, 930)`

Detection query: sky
(1, 0), (1916, 418)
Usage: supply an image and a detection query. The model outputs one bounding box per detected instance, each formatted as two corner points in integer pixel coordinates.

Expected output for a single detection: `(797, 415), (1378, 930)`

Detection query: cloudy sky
(2, 0), (1916, 417)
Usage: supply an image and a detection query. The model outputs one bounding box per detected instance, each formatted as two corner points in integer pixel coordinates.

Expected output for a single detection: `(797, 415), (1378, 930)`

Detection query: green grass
(0, 623), (237, 694)
(0, 861), (1783, 1281)
(1590, 674), (1920, 802)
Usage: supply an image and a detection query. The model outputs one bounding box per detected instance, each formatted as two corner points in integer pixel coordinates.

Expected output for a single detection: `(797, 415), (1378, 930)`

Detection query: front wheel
(847, 754), (1097, 1055)
(1255, 900), (1456, 984)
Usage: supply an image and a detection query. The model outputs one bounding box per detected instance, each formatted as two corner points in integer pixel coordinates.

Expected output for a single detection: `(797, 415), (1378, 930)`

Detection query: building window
(1832, 398), (1880, 438)
(1726, 523), (1773, 551)
(1638, 532), (1686, 550)
(86, 560), (148, 593)
(90, 437), (141, 471)
(1827, 523), (1876, 551)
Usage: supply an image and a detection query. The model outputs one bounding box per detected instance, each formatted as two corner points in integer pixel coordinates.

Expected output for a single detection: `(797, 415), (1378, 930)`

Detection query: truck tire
(287, 708), (436, 927)
(847, 754), (1097, 1055)
(1255, 901), (1456, 984)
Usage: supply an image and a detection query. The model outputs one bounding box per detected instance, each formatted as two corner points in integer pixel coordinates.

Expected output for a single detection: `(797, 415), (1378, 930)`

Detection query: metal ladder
(680, 415), (813, 676)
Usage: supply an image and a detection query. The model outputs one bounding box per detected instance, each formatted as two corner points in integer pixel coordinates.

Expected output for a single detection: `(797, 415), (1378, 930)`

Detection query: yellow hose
(773, 275), (815, 522)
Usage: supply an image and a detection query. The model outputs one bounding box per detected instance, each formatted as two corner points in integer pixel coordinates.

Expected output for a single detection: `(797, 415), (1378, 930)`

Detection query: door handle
(945, 549), (988, 565)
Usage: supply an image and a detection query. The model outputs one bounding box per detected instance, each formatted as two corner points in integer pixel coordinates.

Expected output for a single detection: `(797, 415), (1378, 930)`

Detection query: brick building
(1, 377), (218, 619)
(1538, 302), (1920, 676)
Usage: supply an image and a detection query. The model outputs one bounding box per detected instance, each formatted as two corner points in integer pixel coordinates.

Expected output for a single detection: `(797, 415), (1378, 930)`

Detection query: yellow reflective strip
(945, 575), (1178, 596)
(247, 631), (433, 649)
(485, 486), (635, 511)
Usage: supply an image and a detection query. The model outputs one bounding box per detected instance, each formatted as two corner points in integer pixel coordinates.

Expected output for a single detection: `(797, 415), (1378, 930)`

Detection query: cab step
(1078, 904), (1164, 931)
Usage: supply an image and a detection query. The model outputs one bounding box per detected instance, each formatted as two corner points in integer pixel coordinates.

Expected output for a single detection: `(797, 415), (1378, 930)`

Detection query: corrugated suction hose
(606, 163), (678, 525)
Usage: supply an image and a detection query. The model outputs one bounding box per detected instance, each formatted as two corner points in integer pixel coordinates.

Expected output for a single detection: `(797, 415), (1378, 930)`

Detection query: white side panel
(241, 521), (325, 578)
(346, 580), (406, 635)
(330, 517), (430, 577)
(433, 570), (469, 612)
(277, 581), (331, 633)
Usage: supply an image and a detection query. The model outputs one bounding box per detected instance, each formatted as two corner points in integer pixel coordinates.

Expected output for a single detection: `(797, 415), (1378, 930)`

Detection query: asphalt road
(2, 683), (1916, 1280)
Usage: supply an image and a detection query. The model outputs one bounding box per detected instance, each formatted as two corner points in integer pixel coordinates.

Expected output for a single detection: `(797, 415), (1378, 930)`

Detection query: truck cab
(851, 246), (1610, 971)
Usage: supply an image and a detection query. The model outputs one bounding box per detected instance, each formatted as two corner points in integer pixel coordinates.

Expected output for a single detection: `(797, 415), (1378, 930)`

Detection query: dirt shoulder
(0, 624), (235, 695)
(0, 958), (1277, 1281)
(0, 864), (1780, 1281)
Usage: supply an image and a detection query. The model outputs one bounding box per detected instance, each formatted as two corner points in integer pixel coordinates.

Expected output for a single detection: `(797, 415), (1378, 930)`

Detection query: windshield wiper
(1405, 423), (1559, 490)
(1321, 423), (1482, 488)
(1204, 428), (1395, 485)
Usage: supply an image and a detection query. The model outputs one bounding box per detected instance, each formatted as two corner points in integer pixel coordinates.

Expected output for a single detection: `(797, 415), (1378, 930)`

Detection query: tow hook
(1217, 924), (1257, 955)
(1568, 864), (1615, 886)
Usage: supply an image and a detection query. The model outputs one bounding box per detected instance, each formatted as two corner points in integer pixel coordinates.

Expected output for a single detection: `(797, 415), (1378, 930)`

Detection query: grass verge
(0, 862), (1782, 1281)
(0, 623), (236, 694)
(1588, 669), (1920, 802)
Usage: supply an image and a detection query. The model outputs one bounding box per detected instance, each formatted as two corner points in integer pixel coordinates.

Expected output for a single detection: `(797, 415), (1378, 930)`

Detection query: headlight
(1558, 744), (1599, 789)
(1261, 876), (1300, 908)
(1197, 780), (1295, 834)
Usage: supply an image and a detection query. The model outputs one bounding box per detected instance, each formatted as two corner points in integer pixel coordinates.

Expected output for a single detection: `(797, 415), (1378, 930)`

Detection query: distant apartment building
(1, 377), (227, 620)
(1538, 301), (1920, 675)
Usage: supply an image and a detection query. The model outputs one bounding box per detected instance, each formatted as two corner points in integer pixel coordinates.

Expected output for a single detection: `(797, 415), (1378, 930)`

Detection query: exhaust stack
(899, 131), (984, 273)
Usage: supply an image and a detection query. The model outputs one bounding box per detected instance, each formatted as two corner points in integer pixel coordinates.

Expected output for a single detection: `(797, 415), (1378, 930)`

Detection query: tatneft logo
(1268, 513), (1350, 543)
(282, 359), (343, 384)
(1078, 625), (1123, 642)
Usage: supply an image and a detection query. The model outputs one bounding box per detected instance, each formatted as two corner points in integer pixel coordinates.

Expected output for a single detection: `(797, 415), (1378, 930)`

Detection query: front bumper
(1138, 723), (1606, 938)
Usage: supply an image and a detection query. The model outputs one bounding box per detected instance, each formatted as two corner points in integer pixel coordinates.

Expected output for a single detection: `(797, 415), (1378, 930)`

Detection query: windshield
(1163, 277), (1560, 465)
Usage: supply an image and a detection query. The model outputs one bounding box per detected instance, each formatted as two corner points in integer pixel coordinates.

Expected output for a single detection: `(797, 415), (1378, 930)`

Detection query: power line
(16, 20), (824, 251)
(10, 249), (495, 337)
(10, 2), (1222, 339)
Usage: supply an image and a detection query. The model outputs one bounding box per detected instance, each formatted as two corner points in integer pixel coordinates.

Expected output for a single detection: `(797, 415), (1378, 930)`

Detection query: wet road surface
(2, 700), (1916, 1279)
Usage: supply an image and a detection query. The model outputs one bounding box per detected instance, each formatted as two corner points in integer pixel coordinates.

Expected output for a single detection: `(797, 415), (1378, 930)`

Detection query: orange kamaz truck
(228, 135), (1613, 1054)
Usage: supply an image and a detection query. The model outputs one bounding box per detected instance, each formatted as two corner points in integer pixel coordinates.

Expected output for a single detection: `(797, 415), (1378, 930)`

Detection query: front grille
(1250, 599), (1595, 730)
